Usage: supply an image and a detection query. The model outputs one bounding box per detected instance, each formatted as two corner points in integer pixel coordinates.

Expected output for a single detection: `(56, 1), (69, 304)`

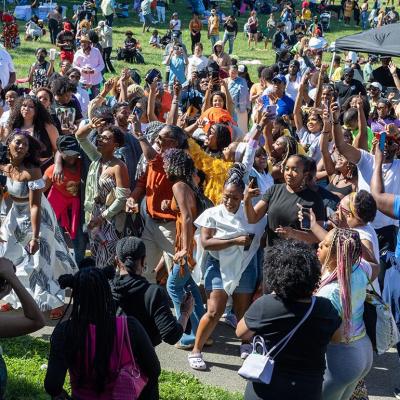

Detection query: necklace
(334, 174), (349, 186)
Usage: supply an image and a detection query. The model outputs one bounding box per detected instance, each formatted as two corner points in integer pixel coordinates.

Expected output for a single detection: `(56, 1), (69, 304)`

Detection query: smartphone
(266, 104), (277, 119)
(250, 176), (258, 189)
(244, 233), (255, 251)
(300, 206), (312, 230)
(133, 106), (143, 120)
(379, 131), (386, 152)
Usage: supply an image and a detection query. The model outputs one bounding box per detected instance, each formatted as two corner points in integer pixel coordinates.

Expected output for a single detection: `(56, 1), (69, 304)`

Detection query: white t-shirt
(0, 109), (10, 129)
(357, 149), (400, 229)
(0, 49), (15, 88)
(297, 127), (322, 163)
(285, 73), (302, 101)
(170, 19), (181, 31)
(187, 55), (208, 77)
(354, 224), (381, 294)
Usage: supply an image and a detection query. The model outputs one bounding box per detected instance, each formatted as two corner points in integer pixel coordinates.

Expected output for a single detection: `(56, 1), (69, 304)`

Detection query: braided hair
(57, 268), (116, 394)
(224, 162), (246, 192)
(319, 228), (362, 342)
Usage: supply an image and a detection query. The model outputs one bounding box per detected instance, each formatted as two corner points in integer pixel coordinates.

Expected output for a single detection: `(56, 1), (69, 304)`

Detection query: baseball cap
(343, 67), (354, 75)
(289, 59), (300, 68)
(368, 82), (382, 91)
(272, 74), (287, 84)
(56, 136), (80, 156)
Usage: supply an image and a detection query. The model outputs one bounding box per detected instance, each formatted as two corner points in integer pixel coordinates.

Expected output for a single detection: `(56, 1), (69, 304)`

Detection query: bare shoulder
(25, 166), (42, 181)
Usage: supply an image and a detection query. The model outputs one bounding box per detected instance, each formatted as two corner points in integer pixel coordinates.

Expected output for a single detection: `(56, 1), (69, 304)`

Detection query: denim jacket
(228, 76), (250, 113)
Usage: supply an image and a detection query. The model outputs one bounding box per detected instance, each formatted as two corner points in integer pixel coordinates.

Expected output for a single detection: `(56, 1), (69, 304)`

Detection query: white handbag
(238, 296), (316, 384)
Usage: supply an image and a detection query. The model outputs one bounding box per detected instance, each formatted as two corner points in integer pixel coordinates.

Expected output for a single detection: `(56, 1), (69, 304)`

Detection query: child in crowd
(149, 29), (161, 48)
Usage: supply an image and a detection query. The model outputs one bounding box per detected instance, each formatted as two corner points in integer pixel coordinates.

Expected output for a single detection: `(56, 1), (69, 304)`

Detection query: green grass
(1, 335), (242, 400)
(8, 0), (365, 83)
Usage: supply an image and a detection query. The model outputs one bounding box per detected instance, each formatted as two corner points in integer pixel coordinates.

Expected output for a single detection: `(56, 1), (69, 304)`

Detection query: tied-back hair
(224, 162), (246, 192)
(319, 228), (362, 342)
(57, 268), (116, 394)
(163, 148), (204, 199)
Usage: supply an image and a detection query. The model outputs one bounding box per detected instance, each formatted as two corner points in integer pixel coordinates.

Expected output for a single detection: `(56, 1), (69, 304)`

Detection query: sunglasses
(338, 204), (352, 218)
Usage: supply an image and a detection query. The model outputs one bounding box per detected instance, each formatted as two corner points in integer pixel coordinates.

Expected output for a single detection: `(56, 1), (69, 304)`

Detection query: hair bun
(58, 274), (74, 289)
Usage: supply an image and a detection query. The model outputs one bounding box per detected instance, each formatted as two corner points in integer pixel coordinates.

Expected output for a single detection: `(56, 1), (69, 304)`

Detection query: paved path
(32, 317), (398, 399)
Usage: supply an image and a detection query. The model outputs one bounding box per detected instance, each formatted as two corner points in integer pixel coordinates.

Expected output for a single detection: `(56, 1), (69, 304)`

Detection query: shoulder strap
(265, 296), (316, 359)
(116, 316), (125, 369)
(122, 317), (141, 377)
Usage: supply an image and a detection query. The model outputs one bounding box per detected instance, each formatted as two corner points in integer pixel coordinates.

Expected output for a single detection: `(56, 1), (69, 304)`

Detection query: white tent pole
(329, 51), (336, 78)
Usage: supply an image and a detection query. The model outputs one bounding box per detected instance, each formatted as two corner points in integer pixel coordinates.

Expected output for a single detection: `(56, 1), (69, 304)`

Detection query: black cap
(56, 135), (80, 156)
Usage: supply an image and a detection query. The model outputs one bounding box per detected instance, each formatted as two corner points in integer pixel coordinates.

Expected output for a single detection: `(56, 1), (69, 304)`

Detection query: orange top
(135, 154), (176, 221)
(171, 190), (197, 270)
(189, 19), (202, 32)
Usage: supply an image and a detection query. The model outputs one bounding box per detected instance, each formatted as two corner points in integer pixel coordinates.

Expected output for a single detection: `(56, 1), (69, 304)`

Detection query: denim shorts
(204, 255), (258, 294)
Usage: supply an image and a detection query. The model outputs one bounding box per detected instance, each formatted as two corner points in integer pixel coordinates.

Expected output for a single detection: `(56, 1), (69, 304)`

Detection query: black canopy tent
(334, 23), (400, 58)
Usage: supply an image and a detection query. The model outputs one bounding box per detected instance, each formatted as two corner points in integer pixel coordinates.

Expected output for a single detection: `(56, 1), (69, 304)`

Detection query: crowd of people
(0, 0), (399, 399)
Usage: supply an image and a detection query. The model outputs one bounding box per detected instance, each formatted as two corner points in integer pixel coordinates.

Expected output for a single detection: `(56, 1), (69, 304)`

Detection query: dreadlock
(163, 148), (195, 183)
(319, 228), (362, 342)
(224, 163), (246, 192)
(58, 267), (116, 394)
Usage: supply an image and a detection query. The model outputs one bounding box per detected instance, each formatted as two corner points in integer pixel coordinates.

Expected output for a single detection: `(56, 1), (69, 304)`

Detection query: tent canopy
(334, 23), (400, 57)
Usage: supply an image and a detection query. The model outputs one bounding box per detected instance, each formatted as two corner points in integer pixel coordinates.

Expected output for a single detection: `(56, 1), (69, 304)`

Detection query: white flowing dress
(1, 177), (77, 311)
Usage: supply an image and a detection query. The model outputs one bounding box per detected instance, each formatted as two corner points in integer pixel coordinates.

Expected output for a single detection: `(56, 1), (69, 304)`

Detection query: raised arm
(201, 78), (213, 113)
(389, 61), (400, 92)
(320, 107), (336, 176)
(353, 94), (368, 151)
(370, 144), (396, 218)
(28, 167), (43, 256)
(314, 64), (328, 108)
(331, 102), (361, 164)
(221, 79), (234, 117)
(294, 72), (310, 131)
(129, 113), (157, 161)
(0, 258), (44, 338)
(166, 81), (181, 126)
(147, 78), (159, 123)
(243, 183), (268, 223)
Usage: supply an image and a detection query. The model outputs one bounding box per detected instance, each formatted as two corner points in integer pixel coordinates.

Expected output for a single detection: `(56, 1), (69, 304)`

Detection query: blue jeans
(361, 12), (368, 30)
(166, 263), (205, 345)
(210, 34), (220, 47)
(223, 32), (235, 55)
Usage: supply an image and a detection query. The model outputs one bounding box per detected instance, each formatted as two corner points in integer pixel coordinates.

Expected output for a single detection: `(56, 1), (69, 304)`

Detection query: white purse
(238, 296), (316, 384)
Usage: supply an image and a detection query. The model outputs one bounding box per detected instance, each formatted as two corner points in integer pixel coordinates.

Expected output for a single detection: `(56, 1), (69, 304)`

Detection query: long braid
(280, 136), (298, 172)
(320, 228), (362, 342)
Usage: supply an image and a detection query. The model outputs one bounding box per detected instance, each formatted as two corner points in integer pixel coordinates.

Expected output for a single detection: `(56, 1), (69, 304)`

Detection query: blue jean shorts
(204, 255), (258, 294)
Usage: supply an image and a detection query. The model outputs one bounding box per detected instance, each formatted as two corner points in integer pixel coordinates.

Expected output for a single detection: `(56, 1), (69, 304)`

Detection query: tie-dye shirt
(317, 260), (371, 342)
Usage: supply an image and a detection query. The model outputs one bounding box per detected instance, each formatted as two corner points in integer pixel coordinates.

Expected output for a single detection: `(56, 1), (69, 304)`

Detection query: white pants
(140, 211), (176, 283)
(156, 6), (165, 22)
(236, 109), (248, 134)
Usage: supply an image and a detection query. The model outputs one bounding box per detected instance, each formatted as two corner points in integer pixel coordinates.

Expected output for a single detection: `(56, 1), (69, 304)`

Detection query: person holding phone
(244, 154), (325, 246)
(188, 165), (267, 370)
(165, 45), (188, 92)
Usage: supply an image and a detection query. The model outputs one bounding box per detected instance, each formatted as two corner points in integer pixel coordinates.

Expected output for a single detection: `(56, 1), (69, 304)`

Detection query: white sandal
(188, 352), (207, 370)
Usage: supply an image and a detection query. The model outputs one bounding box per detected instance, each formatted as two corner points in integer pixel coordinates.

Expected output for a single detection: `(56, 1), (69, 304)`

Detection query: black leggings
(102, 47), (115, 73)
(48, 19), (60, 44)
(190, 31), (201, 54)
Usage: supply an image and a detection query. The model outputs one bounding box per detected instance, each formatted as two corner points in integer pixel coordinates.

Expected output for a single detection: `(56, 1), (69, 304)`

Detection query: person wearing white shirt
(73, 35), (105, 99)
(0, 48), (16, 90)
(67, 68), (90, 118)
(332, 102), (400, 288)
(285, 60), (302, 102)
(187, 43), (208, 77)
(169, 13), (181, 31)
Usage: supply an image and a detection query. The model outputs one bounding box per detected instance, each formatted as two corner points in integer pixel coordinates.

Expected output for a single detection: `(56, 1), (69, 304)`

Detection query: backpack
(112, 317), (148, 400)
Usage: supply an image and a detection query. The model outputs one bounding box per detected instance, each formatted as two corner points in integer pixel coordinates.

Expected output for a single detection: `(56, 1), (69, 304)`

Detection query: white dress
(1, 177), (77, 311)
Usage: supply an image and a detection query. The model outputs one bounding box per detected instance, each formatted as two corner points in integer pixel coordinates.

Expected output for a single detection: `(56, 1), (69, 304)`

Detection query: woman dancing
(0, 130), (77, 319)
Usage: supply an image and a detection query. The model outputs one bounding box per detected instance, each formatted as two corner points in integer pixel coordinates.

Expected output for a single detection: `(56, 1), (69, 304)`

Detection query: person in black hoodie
(112, 236), (194, 347)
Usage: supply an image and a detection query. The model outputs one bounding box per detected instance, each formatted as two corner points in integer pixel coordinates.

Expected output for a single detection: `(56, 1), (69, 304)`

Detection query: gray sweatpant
(322, 334), (373, 400)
